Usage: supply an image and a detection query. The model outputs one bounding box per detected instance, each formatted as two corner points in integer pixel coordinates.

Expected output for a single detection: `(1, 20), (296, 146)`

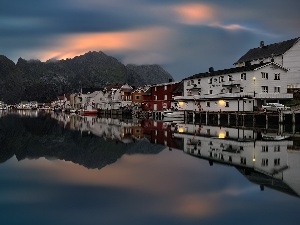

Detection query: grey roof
(235, 37), (299, 64)
(185, 62), (282, 80)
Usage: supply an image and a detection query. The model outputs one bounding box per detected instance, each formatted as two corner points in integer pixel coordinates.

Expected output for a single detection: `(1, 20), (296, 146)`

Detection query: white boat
(261, 134), (291, 141)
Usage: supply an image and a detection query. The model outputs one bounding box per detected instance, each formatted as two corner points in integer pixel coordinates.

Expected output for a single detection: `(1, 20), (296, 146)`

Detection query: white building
(174, 123), (300, 197)
(174, 62), (292, 112)
(234, 37), (300, 89)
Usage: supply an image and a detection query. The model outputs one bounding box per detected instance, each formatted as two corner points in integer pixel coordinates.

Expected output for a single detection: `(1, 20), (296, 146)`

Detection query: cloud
(172, 3), (216, 25)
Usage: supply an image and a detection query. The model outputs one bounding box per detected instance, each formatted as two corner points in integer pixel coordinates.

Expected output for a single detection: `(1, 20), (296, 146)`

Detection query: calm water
(1, 110), (300, 225)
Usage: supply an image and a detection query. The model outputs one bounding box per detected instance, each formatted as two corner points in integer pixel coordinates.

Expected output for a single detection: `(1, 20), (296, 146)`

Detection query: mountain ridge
(0, 51), (174, 104)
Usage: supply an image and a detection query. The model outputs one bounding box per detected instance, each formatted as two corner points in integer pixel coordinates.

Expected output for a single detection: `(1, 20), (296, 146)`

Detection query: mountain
(0, 51), (174, 104)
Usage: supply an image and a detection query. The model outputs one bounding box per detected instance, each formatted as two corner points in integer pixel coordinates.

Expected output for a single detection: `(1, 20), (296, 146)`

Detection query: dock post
(265, 114), (268, 130)
(193, 111), (195, 124)
(206, 111), (208, 125)
(218, 112), (221, 126)
(292, 112), (295, 124)
(278, 111), (284, 123)
(227, 113), (230, 126)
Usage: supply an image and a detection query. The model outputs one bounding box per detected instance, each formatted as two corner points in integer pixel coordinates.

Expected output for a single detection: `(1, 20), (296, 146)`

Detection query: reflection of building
(142, 119), (183, 149)
(173, 123), (300, 198)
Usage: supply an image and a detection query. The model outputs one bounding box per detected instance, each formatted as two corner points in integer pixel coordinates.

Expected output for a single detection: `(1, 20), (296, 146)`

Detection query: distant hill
(0, 51), (174, 104)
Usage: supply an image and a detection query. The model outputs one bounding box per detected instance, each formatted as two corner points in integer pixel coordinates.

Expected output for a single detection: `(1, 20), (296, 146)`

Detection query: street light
(253, 76), (256, 97)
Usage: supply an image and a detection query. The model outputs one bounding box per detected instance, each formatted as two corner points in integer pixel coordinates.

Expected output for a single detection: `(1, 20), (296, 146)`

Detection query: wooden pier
(185, 110), (300, 131)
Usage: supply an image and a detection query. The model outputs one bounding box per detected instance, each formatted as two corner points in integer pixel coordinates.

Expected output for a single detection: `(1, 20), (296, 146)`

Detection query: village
(1, 37), (300, 123)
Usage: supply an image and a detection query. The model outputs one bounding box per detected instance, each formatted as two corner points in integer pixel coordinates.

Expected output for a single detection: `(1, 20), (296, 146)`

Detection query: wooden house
(141, 81), (181, 111)
(234, 37), (300, 89)
(173, 62), (292, 112)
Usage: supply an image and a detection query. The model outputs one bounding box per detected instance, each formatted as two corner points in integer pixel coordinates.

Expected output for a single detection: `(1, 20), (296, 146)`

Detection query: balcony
(222, 80), (241, 87)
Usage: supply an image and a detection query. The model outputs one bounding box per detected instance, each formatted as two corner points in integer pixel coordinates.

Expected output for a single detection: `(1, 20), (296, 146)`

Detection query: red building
(141, 120), (183, 150)
(141, 81), (182, 111)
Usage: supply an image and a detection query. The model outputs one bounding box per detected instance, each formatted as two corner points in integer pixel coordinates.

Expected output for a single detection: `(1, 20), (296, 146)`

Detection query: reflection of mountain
(173, 123), (300, 198)
(0, 114), (164, 169)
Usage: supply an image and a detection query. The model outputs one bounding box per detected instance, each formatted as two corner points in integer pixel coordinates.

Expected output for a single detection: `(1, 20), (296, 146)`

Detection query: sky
(1, 0), (300, 81)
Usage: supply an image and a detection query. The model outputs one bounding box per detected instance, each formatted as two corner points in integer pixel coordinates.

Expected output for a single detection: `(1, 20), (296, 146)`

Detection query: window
(274, 86), (280, 93)
(164, 95), (167, 100)
(208, 78), (212, 84)
(274, 73), (280, 80)
(225, 101), (229, 107)
(135, 95), (141, 100)
(274, 146), (280, 152)
(229, 88), (232, 93)
(262, 86), (268, 93)
(219, 76), (224, 83)
(206, 102), (210, 107)
(154, 95), (157, 100)
(209, 90), (213, 94)
(261, 72), (268, 79)
(228, 75), (233, 81)
(262, 158), (268, 166)
(154, 86), (157, 91)
(241, 73), (246, 80)
(274, 158), (280, 166)
(187, 81), (191, 86)
(164, 85), (167, 90)
(240, 87), (244, 92)
(262, 146), (268, 152)
(198, 79), (201, 84)
(241, 157), (246, 165)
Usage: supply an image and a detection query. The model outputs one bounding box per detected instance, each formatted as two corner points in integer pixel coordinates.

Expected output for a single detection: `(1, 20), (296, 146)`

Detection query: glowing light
(218, 100), (226, 106)
(178, 101), (185, 107)
(218, 132), (225, 139)
(178, 127), (184, 133)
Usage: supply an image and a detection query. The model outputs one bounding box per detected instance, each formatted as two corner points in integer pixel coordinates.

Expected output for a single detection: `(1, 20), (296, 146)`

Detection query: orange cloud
(172, 3), (215, 25)
(36, 27), (172, 62)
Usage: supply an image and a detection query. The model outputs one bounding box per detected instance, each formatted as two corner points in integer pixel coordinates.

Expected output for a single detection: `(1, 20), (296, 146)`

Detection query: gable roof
(185, 62), (282, 80)
(235, 37), (300, 64)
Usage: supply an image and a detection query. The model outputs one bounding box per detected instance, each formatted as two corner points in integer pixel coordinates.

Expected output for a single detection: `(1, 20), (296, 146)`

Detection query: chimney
(209, 67), (214, 73)
(169, 78), (173, 82)
(260, 41), (264, 48)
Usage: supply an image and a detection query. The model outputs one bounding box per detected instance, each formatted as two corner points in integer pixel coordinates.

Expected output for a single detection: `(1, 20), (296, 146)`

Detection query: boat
(261, 134), (291, 141)
(78, 105), (98, 116)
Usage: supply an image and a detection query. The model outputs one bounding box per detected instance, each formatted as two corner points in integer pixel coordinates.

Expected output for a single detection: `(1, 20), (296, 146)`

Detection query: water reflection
(1, 111), (300, 224)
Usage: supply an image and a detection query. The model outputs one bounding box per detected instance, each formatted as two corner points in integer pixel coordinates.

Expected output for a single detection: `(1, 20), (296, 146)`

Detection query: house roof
(235, 37), (300, 64)
(185, 62), (287, 80)
(81, 88), (103, 94)
(171, 81), (184, 94)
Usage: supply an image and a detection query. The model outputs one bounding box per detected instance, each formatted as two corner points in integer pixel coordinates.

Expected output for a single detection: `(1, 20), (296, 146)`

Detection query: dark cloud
(1, 0), (300, 80)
